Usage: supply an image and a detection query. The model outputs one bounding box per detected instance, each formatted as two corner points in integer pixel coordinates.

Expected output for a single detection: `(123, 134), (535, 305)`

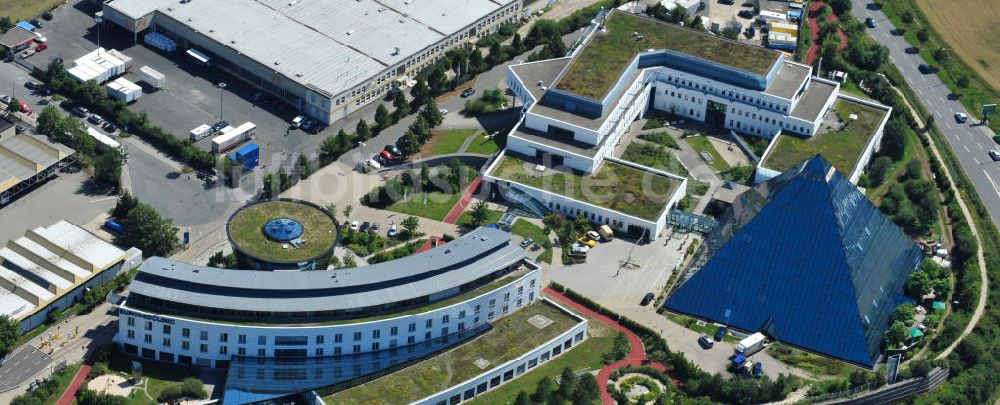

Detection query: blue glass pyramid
(664, 155), (923, 367)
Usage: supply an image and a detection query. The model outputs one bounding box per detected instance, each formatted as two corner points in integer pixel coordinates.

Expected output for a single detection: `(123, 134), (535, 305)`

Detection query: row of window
(657, 73), (789, 114)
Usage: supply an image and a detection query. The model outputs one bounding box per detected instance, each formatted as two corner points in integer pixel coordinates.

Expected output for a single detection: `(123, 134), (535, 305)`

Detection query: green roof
(492, 155), (682, 221)
(227, 200), (338, 263)
(763, 98), (887, 175)
(908, 327), (925, 338)
(932, 301), (946, 311)
(554, 11), (780, 99)
(325, 300), (581, 404)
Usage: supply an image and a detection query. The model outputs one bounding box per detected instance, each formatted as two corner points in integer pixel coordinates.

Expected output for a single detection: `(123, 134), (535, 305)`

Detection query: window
(220, 333), (228, 343)
(200, 344), (208, 353)
(490, 299), (496, 308)
(334, 347), (342, 355)
(426, 319), (433, 328)
(200, 331), (208, 341)
(316, 335), (324, 344)
(408, 323), (416, 333)
(518, 286), (524, 295)
(474, 304), (481, 313)
(459, 310), (466, 319)
(220, 346), (228, 355)
(458, 322), (465, 331)
(143, 321), (152, 331)
(441, 327), (448, 336)
(407, 336), (416, 344)
(442, 315), (449, 324)
(143, 334), (152, 343)
(182, 341), (190, 350)
(127, 317), (134, 326)
(503, 305), (509, 314)
(390, 326), (398, 336)
(238, 347), (246, 356)
(352, 345), (361, 353)
(163, 338), (171, 347)
(372, 342), (380, 351)
(126, 330), (135, 339)
(504, 293), (510, 302)
(372, 329), (381, 339)
(258, 336), (267, 345)
(353, 332), (362, 341)
(425, 331), (432, 340)
(316, 348), (324, 356)
(275, 336), (308, 346)
(237, 334), (246, 344)
(258, 348), (266, 357)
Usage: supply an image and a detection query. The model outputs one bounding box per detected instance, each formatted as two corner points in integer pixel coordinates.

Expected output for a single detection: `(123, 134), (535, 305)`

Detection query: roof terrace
(554, 11), (781, 100)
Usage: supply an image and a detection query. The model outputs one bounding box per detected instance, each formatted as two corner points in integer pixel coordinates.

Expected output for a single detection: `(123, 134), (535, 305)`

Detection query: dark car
(14, 124), (27, 134)
(87, 114), (104, 125)
(212, 120), (230, 132)
(714, 326), (728, 341)
(102, 121), (118, 132)
(990, 150), (1000, 161)
(385, 144), (401, 156)
(738, 9), (755, 19)
(865, 17), (876, 28)
(72, 106), (89, 117)
(42, 11), (53, 21)
(359, 221), (371, 233)
(753, 362), (764, 379)
(25, 80), (41, 90)
(918, 64), (934, 74)
(640, 293), (655, 306)
(698, 335), (714, 349)
(461, 87), (476, 98)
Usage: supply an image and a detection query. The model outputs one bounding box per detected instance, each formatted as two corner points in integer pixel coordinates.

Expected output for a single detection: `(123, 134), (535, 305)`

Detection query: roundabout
(613, 373), (667, 404)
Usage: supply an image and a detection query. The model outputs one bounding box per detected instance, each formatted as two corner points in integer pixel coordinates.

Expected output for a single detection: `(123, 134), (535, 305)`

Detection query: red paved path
(544, 287), (669, 405)
(805, 1), (849, 65)
(416, 236), (444, 253)
(56, 363), (91, 405)
(442, 177), (482, 224)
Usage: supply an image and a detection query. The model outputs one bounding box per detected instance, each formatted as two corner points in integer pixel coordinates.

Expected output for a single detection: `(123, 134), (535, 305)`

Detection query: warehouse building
(0, 118), (77, 206)
(0, 220), (142, 333)
(101, 0), (522, 124)
(664, 156), (924, 367)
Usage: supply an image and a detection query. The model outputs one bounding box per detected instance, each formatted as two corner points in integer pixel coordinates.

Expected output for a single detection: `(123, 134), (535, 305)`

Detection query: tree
(470, 200), (490, 227)
(868, 156), (893, 186)
(374, 104), (390, 130)
(36, 106), (62, 137)
(828, 0), (851, 15)
(905, 270), (932, 297)
(122, 203), (179, 257)
(401, 216), (420, 235)
(532, 376), (555, 403)
(514, 391), (530, 405)
(956, 75), (970, 88)
(721, 25), (739, 40)
(468, 48), (487, 74)
(428, 66), (448, 95)
(93, 149), (124, 189)
(0, 313), (19, 354)
(355, 119), (371, 141)
(420, 163), (431, 188)
(422, 98), (445, 127)
(6, 96), (20, 113)
(881, 117), (908, 161)
(409, 116), (431, 143)
(901, 10), (914, 24)
(410, 80), (430, 107)
(917, 29), (929, 42)
(113, 191), (139, 219)
(297, 153), (313, 180)
(933, 48), (949, 63)
(893, 303), (916, 324)
(318, 134), (342, 166)
(392, 90), (409, 115)
(485, 42), (503, 66)
(398, 130), (421, 157)
(556, 367), (577, 401)
(77, 80), (106, 106)
(342, 204), (353, 220)
(887, 320), (907, 347)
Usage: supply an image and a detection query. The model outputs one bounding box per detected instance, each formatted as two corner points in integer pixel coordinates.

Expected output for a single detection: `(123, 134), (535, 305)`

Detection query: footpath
(543, 287), (669, 405)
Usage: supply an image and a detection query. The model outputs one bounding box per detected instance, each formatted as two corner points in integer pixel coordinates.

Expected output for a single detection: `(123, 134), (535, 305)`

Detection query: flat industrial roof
(765, 62), (810, 100)
(509, 124), (599, 158)
(0, 290), (34, 320)
(129, 227), (528, 314)
(0, 26), (35, 48)
(32, 220), (126, 271)
(509, 58), (572, 103)
(105, 0), (516, 98)
(790, 80), (837, 121)
(0, 134), (75, 194)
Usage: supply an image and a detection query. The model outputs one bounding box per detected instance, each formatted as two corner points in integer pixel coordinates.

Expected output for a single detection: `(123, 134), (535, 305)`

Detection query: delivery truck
(735, 332), (767, 355)
(190, 124), (212, 142)
(211, 121), (255, 153)
(106, 77), (142, 103)
(138, 65), (166, 89)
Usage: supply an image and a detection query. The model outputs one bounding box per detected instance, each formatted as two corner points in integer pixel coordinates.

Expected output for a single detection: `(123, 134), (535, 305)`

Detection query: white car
(388, 224), (398, 238)
(349, 221), (359, 231)
(438, 108), (448, 115)
(955, 112), (968, 123)
(292, 115), (306, 128)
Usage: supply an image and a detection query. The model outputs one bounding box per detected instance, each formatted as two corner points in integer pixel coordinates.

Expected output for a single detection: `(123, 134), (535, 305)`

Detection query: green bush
(180, 377), (208, 399)
(157, 385), (184, 402)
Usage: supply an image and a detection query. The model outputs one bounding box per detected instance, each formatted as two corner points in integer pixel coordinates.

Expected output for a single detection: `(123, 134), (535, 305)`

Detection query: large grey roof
(791, 80), (837, 121)
(104, 0), (517, 97)
(765, 62), (810, 100)
(0, 134), (75, 193)
(130, 227), (527, 313)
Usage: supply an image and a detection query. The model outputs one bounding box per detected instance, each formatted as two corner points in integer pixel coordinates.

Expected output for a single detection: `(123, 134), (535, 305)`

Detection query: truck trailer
(735, 332), (767, 355)
(106, 77), (142, 103)
(230, 143), (259, 171)
(211, 121), (256, 153)
(138, 65), (166, 89)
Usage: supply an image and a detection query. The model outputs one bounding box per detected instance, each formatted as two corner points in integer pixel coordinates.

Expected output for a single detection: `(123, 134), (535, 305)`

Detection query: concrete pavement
(853, 0), (1000, 227)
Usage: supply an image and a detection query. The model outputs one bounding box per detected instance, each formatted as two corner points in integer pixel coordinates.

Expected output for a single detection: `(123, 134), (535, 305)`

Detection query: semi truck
(211, 121), (255, 153)
(735, 332), (767, 355)
(230, 143), (259, 171)
(138, 65), (165, 89)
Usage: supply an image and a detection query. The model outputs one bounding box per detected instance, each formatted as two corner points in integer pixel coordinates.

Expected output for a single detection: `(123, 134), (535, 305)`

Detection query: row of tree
(35, 106), (127, 190)
(512, 367), (601, 405)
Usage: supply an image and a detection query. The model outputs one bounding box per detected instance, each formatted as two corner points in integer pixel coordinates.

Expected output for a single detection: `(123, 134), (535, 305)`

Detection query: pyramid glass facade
(664, 155), (923, 367)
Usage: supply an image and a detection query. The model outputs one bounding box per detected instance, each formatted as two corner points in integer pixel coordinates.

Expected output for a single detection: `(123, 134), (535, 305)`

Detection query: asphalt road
(0, 346), (53, 393)
(853, 0), (1000, 227)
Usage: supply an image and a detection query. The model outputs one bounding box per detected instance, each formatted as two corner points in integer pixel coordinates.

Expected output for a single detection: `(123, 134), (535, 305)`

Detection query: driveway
(853, 0), (1000, 227)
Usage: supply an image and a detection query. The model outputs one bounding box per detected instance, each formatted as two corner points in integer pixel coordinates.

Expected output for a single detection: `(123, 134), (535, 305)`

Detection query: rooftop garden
(325, 301), (581, 404)
(763, 98), (887, 174)
(555, 11), (780, 99)
(492, 155), (681, 221)
(227, 200), (338, 262)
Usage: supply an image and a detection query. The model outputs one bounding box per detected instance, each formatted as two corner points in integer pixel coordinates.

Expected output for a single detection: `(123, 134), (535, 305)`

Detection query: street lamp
(217, 82), (227, 121)
(94, 16), (103, 51)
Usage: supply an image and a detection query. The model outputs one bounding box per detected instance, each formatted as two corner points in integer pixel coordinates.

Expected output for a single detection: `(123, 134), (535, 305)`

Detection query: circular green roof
(227, 199), (339, 264)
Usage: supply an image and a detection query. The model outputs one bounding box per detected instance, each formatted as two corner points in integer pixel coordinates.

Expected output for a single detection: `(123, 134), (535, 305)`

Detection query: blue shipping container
(231, 143), (259, 170)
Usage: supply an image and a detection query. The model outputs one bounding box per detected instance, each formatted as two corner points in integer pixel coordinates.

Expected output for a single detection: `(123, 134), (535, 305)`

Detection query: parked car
(379, 149), (394, 162)
(576, 236), (597, 248)
(349, 221), (359, 231)
(384, 144), (401, 156)
(212, 120), (229, 132)
(18, 101), (31, 115)
(102, 121), (118, 132)
(371, 222), (380, 233)
(918, 64), (934, 74)
(0, 95), (11, 105)
(291, 115), (305, 128)
(42, 11), (53, 20)
(30, 19), (43, 28)
(387, 224), (398, 238)
(640, 292), (655, 306)
(438, 108), (449, 115)
(359, 222), (370, 233)
(35, 43), (47, 52)
(865, 17), (876, 28)
(20, 49), (35, 58)
(72, 106), (89, 117)
(14, 124), (27, 134)
(461, 87), (476, 98)
(753, 362), (764, 379)
(714, 326), (728, 341)
(301, 118), (317, 132)
(88, 114), (104, 125)
(25, 81), (41, 90)
(586, 230), (601, 241)
(990, 150), (1000, 161)
(519, 237), (534, 248)
(738, 9), (755, 19)
(698, 335), (714, 349)
(955, 112), (968, 123)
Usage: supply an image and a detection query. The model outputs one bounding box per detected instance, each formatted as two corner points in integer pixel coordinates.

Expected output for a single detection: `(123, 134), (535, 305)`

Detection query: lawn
(1, 0), (62, 21)
(325, 301), (581, 404)
(767, 343), (849, 376)
(638, 131), (681, 149)
(510, 219), (552, 264)
(106, 354), (201, 402)
(763, 98), (886, 174)
(467, 316), (616, 405)
(665, 314), (738, 344)
(386, 191), (461, 221)
(555, 12), (780, 99)
(620, 142), (689, 177)
(422, 129), (479, 156)
(456, 209), (504, 228)
(685, 135), (731, 171)
(492, 156), (682, 221)
(465, 133), (501, 155)
(227, 200), (338, 262)
(40, 363), (82, 405)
